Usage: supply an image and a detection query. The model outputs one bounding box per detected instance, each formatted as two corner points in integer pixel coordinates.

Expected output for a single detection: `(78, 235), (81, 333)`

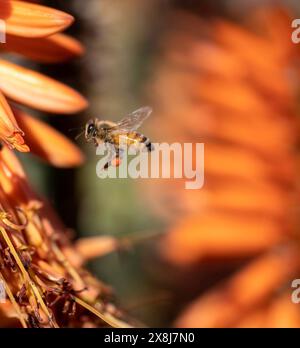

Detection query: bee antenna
(75, 130), (85, 140)
(68, 126), (84, 133)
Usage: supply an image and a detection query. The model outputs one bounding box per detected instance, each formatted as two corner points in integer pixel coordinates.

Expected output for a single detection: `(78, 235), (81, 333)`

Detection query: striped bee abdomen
(140, 134), (154, 152)
(113, 132), (153, 151)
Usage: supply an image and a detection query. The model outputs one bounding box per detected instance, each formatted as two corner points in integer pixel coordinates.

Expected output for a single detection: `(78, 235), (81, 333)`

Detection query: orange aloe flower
(0, 0), (74, 38)
(0, 90), (28, 152)
(0, 0), (87, 156)
(0, 0), (132, 328)
(2, 33), (85, 63)
(146, 6), (300, 327)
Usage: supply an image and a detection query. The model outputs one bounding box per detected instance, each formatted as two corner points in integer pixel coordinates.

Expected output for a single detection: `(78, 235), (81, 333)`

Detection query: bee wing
(111, 106), (152, 132)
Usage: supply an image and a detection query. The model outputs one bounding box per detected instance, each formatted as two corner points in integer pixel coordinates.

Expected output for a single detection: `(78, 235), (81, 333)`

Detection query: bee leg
(104, 156), (119, 170)
(102, 145), (116, 170)
(146, 142), (154, 152)
(103, 156), (115, 170)
(108, 148), (124, 169)
(102, 146), (124, 170)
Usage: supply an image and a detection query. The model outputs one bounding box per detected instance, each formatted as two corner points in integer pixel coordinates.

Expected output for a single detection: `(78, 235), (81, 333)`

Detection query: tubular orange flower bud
(0, 59), (88, 114)
(0, 145), (26, 179)
(161, 214), (285, 264)
(0, 0), (74, 38)
(0, 146), (32, 201)
(75, 236), (119, 262)
(0, 91), (29, 152)
(12, 107), (85, 167)
(4, 33), (85, 63)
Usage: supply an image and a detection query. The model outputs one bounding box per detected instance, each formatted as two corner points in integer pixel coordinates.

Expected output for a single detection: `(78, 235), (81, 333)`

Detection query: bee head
(85, 120), (97, 141)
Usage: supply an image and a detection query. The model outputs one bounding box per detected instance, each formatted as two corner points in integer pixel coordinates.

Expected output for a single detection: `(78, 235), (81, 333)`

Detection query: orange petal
(0, 145), (31, 201)
(204, 143), (293, 185)
(214, 20), (281, 71)
(4, 33), (85, 63)
(75, 236), (119, 262)
(0, 59), (88, 114)
(12, 106), (84, 167)
(10, 132), (30, 152)
(250, 8), (296, 63)
(175, 248), (299, 328)
(0, 143), (26, 179)
(161, 213), (285, 265)
(265, 293), (300, 328)
(234, 307), (269, 328)
(0, 0), (74, 38)
(0, 91), (29, 151)
(236, 292), (300, 328)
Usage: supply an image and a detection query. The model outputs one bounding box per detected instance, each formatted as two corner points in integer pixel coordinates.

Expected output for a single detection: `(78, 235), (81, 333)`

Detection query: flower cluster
(147, 7), (300, 327)
(0, 0), (130, 328)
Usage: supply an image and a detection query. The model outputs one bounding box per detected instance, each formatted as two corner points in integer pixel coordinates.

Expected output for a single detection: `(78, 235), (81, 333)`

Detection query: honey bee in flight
(84, 106), (154, 170)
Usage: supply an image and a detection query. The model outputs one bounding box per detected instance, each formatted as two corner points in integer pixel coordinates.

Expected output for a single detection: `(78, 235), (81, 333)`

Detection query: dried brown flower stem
(1, 211), (28, 231)
(0, 226), (58, 328)
(74, 296), (133, 328)
(51, 241), (84, 288)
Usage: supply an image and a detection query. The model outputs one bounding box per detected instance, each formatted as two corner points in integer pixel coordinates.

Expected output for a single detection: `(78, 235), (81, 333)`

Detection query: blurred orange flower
(147, 7), (300, 327)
